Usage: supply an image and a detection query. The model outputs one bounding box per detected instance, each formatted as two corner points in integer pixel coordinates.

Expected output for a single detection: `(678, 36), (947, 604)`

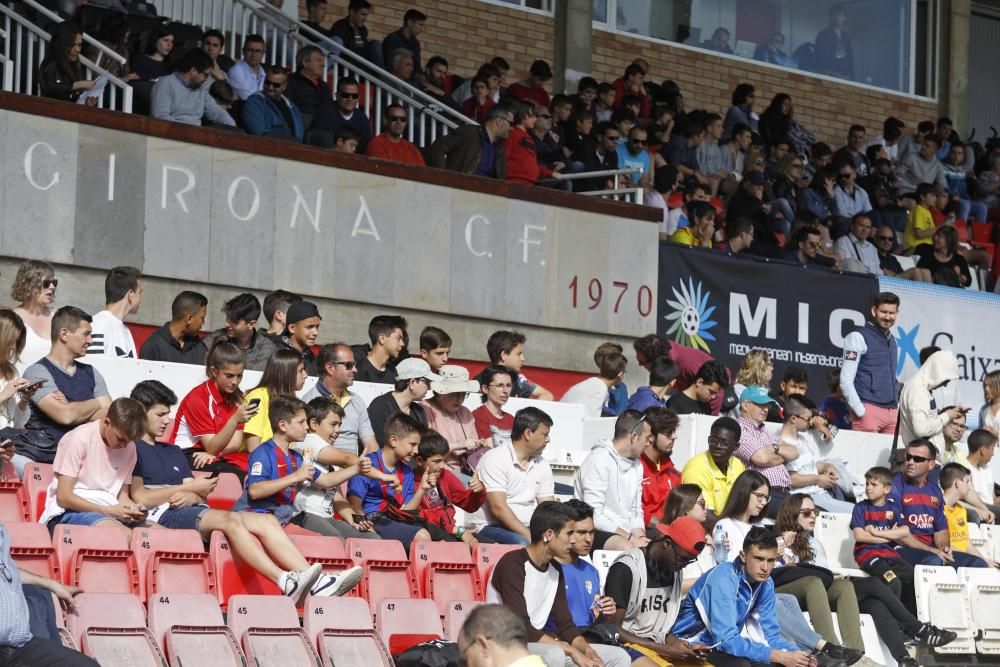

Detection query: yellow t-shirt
(242, 387), (273, 444)
(681, 452), (746, 513)
(945, 503), (969, 553)
(904, 204), (935, 250)
(670, 227), (712, 248)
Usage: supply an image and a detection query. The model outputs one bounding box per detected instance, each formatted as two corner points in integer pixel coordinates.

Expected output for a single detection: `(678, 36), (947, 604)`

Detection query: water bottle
(301, 448), (313, 487)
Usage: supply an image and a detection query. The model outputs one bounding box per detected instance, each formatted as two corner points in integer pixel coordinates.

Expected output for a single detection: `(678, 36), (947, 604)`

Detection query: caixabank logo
(663, 278), (717, 353)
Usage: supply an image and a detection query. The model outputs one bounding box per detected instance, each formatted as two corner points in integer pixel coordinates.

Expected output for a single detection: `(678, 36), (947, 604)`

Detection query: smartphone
(0, 439), (14, 450)
(21, 378), (45, 392)
(208, 469), (221, 479)
(352, 514), (367, 524)
(247, 398), (261, 410)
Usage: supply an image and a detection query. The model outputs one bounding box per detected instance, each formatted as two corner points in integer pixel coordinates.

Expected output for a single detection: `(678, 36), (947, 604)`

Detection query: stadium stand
(147, 593), (247, 667)
(226, 594), (320, 666)
(303, 596), (393, 667)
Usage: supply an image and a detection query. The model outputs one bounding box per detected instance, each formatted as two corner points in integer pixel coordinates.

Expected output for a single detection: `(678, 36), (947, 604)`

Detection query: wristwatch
(772, 442), (781, 454)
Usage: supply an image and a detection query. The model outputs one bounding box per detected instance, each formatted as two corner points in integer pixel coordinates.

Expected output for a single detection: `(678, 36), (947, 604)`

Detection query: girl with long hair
(39, 22), (97, 103)
(243, 350), (308, 453)
(0, 310), (36, 432)
(662, 484), (713, 592)
(980, 370), (1000, 437)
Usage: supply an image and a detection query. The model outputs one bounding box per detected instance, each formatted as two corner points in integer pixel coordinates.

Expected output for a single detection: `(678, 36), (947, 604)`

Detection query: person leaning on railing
(38, 22), (97, 105)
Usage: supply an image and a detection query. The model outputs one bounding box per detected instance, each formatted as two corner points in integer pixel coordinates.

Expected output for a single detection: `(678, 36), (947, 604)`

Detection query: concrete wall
(0, 103), (658, 385)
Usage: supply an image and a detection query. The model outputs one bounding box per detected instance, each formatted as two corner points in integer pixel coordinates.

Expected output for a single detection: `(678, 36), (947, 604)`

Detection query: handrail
(556, 167), (645, 205)
(0, 53), (12, 92)
(0, 3), (132, 111)
(14, 0), (128, 66)
(150, 0), (474, 146)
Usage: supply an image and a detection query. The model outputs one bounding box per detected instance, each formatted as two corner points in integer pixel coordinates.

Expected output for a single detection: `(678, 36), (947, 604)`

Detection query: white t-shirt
(970, 462), (996, 506)
(291, 433), (338, 518)
(560, 377), (609, 418)
(471, 442), (554, 532)
(87, 310), (137, 358)
(784, 433), (823, 495)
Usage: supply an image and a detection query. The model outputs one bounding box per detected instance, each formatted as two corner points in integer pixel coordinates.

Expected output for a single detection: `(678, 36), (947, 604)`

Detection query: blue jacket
(625, 386), (667, 413)
(242, 93), (304, 141)
(671, 560), (796, 663)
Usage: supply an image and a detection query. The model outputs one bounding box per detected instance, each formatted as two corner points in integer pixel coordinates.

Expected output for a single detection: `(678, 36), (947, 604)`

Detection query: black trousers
(862, 557), (917, 616)
(0, 637), (98, 666)
(853, 576), (921, 661)
(706, 651), (772, 667)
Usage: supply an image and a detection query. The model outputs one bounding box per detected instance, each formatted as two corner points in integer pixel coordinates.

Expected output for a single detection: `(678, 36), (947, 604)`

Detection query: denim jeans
(476, 525), (529, 545)
(897, 545), (989, 568)
(775, 592), (823, 650)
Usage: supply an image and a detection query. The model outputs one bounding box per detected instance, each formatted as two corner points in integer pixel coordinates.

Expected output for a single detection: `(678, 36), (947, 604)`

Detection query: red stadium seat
(409, 541), (481, 614)
(226, 594), (320, 665)
(473, 543), (520, 594)
(972, 222), (994, 244)
(0, 480), (30, 522)
(53, 524), (139, 594)
(1, 461), (16, 481)
(65, 592), (166, 666)
(346, 538), (418, 613)
(23, 462), (52, 521)
(288, 533), (356, 576)
(191, 471), (243, 511)
(208, 531), (278, 610)
(282, 523), (320, 536)
(7, 521), (59, 580)
(303, 596), (393, 667)
(442, 599), (483, 641)
(51, 592), (77, 650)
(954, 219), (970, 243)
(131, 527), (215, 602)
(374, 598), (444, 655)
(147, 593), (246, 667)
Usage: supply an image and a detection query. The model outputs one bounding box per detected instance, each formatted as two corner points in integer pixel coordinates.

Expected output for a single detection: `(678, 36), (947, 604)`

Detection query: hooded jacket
(573, 438), (644, 533)
(899, 350), (960, 450)
(672, 559), (797, 664)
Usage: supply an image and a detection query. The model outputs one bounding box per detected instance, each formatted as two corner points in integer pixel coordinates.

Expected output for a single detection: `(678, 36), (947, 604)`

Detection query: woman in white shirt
(660, 483), (714, 592)
(0, 310), (35, 430)
(10, 260), (57, 371)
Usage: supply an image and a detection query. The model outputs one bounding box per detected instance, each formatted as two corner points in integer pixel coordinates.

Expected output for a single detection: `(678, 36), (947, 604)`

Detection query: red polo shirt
(640, 451), (681, 526)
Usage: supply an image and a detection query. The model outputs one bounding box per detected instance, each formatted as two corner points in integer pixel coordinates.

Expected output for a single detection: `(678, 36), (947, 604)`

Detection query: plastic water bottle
(302, 448), (313, 487)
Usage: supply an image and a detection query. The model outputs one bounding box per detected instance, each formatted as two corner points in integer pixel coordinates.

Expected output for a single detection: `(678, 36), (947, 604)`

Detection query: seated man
(458, 604), (542, 667)
(470, 408), (556, 545)
(128, 380), (361, 602)
(285, 45), (334, 132)
(18, 307), (112, 472)
(560, 348), (626, 418)
(242, 65), (304, 141)
(606, 516), (711, 665)
(86, 266), (141, 359)
(667, 360), (728, 416)
(734, 386), (797, 517)
(274, 301), (320, 375)
(227, 34), (267, 100)
(574, 410), (651, 551)
(367, 358), (436, 448)
(487, 501), (631, 667)
(625, 356), (678, 413)
(671, 527), (814, 667)
(427, 105), (512, 178)
(681, 417), (745, 525)
(779, 395), (856, 513)
(302, 343), (378, 455)
(313, 78), (373, 152)
(640, 407), (682, 528)
(139, 291), (208, 365)
(39, 398), (148, 539)
(353, 315), (406, 384)
(150, 49), (236, 128)
(198, 293), (277, 372)
(366, 103), (426, 166)
(328, 0), (384, 66)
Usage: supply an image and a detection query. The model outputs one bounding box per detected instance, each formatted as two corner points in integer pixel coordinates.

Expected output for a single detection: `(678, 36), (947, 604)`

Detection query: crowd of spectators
(0, 256), (994, 664)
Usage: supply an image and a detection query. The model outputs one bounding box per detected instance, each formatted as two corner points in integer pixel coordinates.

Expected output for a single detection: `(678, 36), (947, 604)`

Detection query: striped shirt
(890, 473), (947, 545)
(850, 499), (903, 566)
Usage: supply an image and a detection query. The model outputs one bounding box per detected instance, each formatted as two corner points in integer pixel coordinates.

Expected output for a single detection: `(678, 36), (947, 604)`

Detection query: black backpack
(394, 640), (462, 667)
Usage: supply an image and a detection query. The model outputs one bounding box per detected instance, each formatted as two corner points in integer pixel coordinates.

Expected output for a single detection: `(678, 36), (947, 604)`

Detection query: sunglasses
(905, 453), (932, 463)
(263, 80), (283, 88)
(631, 139), (647, 145)
(388, 115), (407, 122)
(332, 361), (356, 370)
(43, 278), (58, 289)
(877, 236), (895, 241)
(339, 91), (359, 99)
(799, 509), (818, 517)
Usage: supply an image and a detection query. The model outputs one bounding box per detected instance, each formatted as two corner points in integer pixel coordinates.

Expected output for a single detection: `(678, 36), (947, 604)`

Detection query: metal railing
(151, 0), (472, 147)
(0, 53), (12, 91)
(0, 2), (132, 111)
(557, 168), (645, 205)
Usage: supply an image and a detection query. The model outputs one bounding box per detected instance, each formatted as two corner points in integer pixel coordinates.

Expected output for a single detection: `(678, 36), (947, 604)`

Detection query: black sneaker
(820, 643), (864, 666)
(896, 657), (918, 667)
(811, 649), (846, 667)
(914, 623), (958, 648)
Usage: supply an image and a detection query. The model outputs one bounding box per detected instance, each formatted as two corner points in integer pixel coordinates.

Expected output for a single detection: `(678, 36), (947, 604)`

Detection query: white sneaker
(310, 565), (364, 597)
(279, 563), (323, 606)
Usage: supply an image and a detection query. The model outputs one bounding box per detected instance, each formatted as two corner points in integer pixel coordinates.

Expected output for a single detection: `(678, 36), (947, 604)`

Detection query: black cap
(285, 300), (321, 326)
(530, 60), (553, 81)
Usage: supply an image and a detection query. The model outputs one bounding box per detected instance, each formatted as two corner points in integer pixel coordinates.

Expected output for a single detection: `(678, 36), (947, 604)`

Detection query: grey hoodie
(573, 438), (644, 533)
(899, 350), (960, 449)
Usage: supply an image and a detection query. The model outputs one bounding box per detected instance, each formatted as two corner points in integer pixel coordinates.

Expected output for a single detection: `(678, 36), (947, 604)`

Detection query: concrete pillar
(944, 0), (971, 131)
(554, 0), (593, 95)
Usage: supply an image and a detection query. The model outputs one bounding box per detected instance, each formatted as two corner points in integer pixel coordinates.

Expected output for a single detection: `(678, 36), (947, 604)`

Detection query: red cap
(655, 516), (706, 555)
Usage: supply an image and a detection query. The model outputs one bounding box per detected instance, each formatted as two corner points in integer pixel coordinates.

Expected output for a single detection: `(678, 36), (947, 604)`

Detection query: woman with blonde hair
(11, 260), (58, 370)
(980, 370), (1000, 437)
(728, 349), (773, 417)
(0, 310), (38, 431)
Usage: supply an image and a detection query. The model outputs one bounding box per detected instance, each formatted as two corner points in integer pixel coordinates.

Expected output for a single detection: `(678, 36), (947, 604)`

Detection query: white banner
(880, 276), (1000, 426)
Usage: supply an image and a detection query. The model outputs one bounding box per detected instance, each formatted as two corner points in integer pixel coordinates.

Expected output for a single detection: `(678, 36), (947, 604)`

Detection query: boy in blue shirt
(129, 381), (360, 604)
(241, 394), (365, 596)
(547, 499), (611, 631)
(348, 412), (433, 550)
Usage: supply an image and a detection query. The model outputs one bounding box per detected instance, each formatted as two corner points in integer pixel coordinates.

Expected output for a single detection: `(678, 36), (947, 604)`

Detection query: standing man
(486, 501), (631, 667)
(640, 407), (681, 527)
(227, 34), (267, 100)
(87, 266), (141, 358)
(574, 411), (651, 552)
(840, 292), (901, 434)
(428, 105), (512, 178)
(302, 343), (378, 456)
(734, 386), (797, 518)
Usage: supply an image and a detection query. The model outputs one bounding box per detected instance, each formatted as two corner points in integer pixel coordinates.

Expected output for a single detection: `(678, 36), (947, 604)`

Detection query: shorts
(593, 530), (618, 550)
(46, 511), (141, 534)
(157, 505), (211, 531)
(372, 517), (424, 550)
